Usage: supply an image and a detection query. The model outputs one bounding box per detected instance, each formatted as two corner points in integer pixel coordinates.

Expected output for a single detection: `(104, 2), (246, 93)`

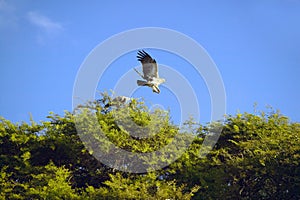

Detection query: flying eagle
(134, 50), (165, 94)
(104, 96), (132, 108)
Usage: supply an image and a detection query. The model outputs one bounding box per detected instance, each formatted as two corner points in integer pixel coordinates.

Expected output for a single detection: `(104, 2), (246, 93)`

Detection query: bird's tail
(137, 80), (148, 86)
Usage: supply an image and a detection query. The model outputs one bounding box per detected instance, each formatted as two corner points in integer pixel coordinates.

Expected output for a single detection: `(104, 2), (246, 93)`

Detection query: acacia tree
(167, 111), (300, 199)
(0, 97), (299, 199)
(0, 98), (199, 199)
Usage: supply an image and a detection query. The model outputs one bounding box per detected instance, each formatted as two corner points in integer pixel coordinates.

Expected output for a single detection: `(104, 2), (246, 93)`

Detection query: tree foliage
(0, 98), (299, 199)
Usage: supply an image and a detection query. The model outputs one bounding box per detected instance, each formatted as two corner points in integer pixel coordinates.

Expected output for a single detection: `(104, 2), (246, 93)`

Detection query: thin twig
(134, 68), (144, 79)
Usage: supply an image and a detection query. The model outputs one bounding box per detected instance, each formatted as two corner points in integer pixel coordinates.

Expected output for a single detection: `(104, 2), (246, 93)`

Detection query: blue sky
(1, 0), (300, 125)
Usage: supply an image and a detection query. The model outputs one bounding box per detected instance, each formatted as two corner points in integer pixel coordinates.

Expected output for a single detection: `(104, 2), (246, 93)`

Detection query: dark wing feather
(137, 50), (158, 79)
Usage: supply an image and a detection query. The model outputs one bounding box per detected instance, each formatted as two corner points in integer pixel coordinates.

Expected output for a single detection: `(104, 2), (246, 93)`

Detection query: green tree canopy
(0, 98), (299, 199)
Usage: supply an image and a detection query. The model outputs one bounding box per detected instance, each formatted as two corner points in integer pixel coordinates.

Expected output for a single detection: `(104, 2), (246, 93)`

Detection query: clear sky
(1, 0), (300, 125)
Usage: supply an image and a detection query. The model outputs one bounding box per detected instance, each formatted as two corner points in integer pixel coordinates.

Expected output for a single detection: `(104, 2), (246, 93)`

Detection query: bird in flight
(134, 50), (166, 94)
(104, 96), (132, 109)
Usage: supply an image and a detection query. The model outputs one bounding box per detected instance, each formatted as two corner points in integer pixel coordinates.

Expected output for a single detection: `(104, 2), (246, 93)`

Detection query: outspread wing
(137, 50), (158, 80)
